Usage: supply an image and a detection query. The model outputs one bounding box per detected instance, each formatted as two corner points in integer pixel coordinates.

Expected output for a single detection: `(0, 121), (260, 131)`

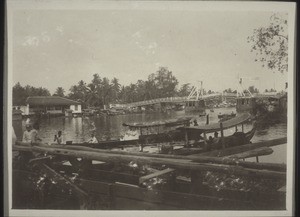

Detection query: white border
(6, 1), (296, 217)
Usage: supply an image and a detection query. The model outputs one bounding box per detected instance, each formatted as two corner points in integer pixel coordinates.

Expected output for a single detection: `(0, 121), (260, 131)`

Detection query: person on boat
(207, 136), (214, 144)
(213, 131), (220, 143)
(193, 119), (198, 126)
(31, 122), (42, 143)
(54, 131), (63, 144)
(88, 133), (98, 143)
(22, 122), (33, 143)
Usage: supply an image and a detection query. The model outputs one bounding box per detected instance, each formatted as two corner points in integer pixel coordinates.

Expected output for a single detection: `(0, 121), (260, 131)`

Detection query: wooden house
(25, 96), (82, 116)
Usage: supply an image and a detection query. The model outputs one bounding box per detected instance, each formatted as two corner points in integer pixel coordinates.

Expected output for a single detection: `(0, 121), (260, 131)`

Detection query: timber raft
(12, 137), (287, 210)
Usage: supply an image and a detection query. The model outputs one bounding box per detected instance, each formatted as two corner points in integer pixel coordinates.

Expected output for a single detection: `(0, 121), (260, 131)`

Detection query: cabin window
(74, 105), (78, 111)
(241, 99), (245, 105)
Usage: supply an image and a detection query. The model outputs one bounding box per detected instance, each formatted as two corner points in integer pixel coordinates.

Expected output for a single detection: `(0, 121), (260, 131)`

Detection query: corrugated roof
(26, 96), (81, 106)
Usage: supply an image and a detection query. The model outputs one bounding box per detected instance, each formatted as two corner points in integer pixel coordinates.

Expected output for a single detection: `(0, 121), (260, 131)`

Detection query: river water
(13, 107), (287, 164)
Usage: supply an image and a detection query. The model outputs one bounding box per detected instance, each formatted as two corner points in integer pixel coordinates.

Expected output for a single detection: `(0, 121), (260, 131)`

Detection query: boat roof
(178, 113), (252, 133)
(123, 117), (192, 129)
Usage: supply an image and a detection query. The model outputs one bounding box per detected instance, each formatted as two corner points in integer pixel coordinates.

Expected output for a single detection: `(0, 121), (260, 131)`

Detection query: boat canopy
(177, 113), (252, 133)
(123, 117), (192, 129)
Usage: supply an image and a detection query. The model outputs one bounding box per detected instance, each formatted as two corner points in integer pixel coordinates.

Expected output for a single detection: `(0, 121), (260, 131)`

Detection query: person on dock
(54, 131), (63, 145)
(31, 122), (42, 143)
(88, 133), (98, 143)
(22, 122), (33, 143)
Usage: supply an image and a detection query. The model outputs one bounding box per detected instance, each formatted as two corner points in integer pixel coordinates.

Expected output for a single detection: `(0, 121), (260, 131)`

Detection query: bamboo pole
(14, 145), (286, 180)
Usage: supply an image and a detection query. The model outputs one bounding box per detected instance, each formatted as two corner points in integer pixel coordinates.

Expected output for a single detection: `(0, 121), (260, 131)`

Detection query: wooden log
(139, 168), (175, 184)
(20, 146), (286, 180)
(13, 143), (287, 172)
(226, 147), (274, 159)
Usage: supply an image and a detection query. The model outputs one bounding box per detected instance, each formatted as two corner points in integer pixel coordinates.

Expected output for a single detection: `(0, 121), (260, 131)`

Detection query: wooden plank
(226, 147), (274, 159)
(29, 156), (54, 164)
(139, 168), (175, 184)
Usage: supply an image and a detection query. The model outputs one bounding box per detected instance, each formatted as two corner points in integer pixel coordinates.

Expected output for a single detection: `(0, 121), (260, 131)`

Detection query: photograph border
(4, 1), (297, 216)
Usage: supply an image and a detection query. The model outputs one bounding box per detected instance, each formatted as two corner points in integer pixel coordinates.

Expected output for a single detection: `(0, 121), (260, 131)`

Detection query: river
(13, 107), (287, 164)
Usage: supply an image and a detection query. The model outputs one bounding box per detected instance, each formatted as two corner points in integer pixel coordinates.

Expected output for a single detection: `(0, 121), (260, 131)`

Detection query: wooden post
(256, 156), (259, 163)
(185, 129), (189, 147)
(220, 122), (225, 149)
(203, 132), (207, 151)
(242, 124), (244, 132)
(206, 114), (209, 125)
(235, 126), (238, 132)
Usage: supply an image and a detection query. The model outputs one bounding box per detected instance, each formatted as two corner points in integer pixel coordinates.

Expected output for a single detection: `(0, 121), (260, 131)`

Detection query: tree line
(13, 66), (266, 108)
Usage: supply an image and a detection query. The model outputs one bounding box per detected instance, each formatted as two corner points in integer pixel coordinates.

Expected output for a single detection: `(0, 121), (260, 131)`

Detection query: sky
(11, 3), (289, 95)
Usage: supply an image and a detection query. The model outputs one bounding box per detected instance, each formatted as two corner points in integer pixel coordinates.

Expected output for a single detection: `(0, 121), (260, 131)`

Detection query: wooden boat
(122, 116), (192, 129)
(177, 113), (256, 150)
(218, 112), (236, 119)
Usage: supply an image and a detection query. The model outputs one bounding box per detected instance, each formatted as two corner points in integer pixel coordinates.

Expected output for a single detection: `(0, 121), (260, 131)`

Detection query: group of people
(21, 119), (98, 145)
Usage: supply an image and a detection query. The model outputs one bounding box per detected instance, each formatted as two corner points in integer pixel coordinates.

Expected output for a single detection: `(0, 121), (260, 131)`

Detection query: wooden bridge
(111, 91), (282, 109)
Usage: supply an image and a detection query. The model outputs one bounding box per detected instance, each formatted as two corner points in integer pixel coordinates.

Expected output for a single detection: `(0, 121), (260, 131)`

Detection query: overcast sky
(12, 3), (289, 94)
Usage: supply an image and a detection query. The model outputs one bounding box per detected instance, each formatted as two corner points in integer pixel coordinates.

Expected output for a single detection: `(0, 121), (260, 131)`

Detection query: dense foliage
(247, 13), (288, 73)
(13, 82), (51, 106)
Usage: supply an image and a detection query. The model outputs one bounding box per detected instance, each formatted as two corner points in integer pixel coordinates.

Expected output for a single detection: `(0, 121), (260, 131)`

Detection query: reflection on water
(13, 107), (287, 164)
